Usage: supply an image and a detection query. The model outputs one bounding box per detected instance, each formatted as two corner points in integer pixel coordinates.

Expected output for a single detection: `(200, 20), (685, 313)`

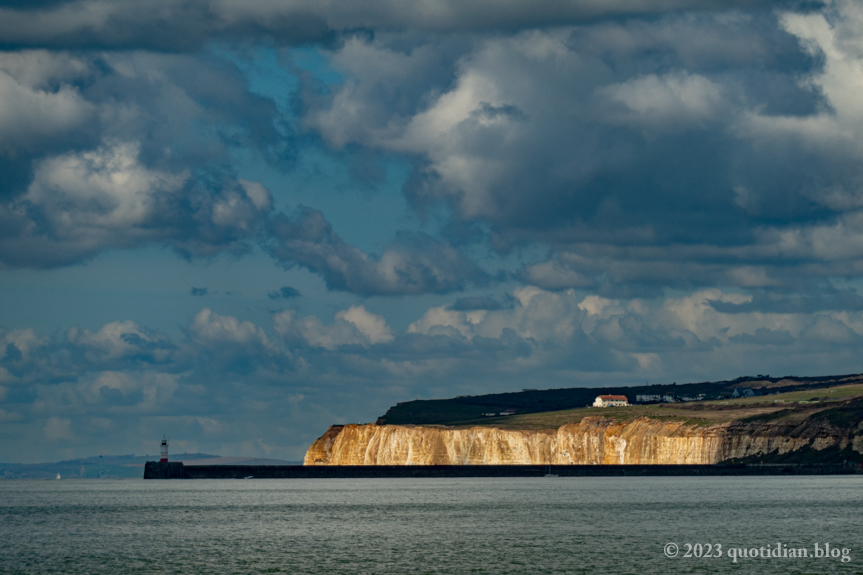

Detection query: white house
(593, 395), (629, 407)
(636, 394), (662, 403)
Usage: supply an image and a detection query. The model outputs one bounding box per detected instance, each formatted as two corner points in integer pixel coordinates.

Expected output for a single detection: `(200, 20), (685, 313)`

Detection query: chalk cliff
(304, 417), (863, 465)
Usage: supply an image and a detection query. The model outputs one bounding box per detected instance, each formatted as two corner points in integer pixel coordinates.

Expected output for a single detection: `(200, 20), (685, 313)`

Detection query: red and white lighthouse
(160, 436), (169, 462)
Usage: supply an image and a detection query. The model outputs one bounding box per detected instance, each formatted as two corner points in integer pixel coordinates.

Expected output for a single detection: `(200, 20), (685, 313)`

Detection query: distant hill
(376, 373), (863, 426)
(0, 453), (217, 479)
(0, 453), (305, 479)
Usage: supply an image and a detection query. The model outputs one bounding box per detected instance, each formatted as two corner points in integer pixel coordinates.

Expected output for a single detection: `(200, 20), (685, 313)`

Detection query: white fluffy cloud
(27, 141), (189, 233)
(0, 139), (274, 266)
(192, 308), (273, 349)
(67, 320), (174, 363)
(273, 305), (393, 349)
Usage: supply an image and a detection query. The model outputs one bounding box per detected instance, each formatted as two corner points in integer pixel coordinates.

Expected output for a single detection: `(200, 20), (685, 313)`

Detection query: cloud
(273, 305), (393, 349)
(66, 320), (176, 363)
(449, 296), (504, 311)
(43, 416), (73, 441)
(268, 286), (301, 300)
(265, 206), (486, 295)
(729, 327), (795, 345)
(597, 72), (725, 133)
(298, 4), (863, 295)
(708, 290), (863, 314)
(0, 52), (94, 156)
(0, 0), (791, 52)
(0, 141), (274, 266)
(191, 308), (272, 348)
(0, 49), (283, 268)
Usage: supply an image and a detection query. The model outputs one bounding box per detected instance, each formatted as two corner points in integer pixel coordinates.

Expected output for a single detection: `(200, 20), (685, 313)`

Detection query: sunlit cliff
(304, 417), (863, 465)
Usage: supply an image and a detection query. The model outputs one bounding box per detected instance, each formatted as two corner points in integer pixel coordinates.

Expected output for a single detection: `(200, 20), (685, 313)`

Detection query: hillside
(376, 373), (863, 426)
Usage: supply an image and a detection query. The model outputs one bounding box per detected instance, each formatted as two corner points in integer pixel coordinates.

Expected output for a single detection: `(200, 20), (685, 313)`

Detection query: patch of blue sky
(219, 45), (431, 255)
(234, 143), (422, 256)
(289, 46), (344, 86)
(0, 246), (352, 337)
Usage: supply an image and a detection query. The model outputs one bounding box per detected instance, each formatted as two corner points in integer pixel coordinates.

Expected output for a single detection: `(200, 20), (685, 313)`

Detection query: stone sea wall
(304, 416), (863, 465)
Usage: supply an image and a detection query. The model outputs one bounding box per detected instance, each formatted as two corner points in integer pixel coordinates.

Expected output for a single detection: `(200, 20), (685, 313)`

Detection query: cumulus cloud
(265, 206), (486, 295)
(0, 328), (47, 362)
(191, 308), (273, 349)
(0, 141), (274, 266)
(0, 49), (283, 267)
(66, 320), (175, 363)
(273, 305), (393, 349)
(298, 3), (863, 295)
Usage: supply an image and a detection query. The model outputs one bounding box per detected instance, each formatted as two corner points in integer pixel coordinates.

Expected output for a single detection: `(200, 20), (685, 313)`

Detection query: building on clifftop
(593, 395), (629, 407)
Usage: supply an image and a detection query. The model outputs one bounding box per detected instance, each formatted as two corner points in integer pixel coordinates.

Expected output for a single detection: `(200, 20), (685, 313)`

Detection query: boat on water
(56, 473), (61, 479)
(243, 476), (254, 480)
(544, 463), (558, 478)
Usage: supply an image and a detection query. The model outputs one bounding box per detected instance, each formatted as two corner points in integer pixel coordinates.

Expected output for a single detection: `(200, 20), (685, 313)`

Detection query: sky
(2, 0), (863, 463)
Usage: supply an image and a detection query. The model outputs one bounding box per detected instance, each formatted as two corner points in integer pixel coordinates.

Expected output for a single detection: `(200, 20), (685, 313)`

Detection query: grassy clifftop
(377, 373), (863, 427)
(440, 383), (863, 431)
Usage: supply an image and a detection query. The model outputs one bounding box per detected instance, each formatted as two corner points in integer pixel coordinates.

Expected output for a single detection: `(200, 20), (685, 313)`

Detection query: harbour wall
(144, 461), (858, 479)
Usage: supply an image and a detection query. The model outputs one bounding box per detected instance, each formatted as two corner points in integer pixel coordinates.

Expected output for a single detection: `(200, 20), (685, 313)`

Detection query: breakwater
(144, 461), (857, 479)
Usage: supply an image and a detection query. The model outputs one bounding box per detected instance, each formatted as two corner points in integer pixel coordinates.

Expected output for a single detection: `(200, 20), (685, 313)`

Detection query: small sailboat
(56, 473), (61, 479)
(544, 462), (558, 478)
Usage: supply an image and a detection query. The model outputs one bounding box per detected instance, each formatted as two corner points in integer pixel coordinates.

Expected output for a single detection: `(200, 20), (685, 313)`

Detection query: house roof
(597, 395), (628, 401)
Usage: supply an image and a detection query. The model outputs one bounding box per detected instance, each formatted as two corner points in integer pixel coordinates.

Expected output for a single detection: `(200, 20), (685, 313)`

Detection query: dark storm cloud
(265, 206), (487, 295)
(0, 0), (799, 52)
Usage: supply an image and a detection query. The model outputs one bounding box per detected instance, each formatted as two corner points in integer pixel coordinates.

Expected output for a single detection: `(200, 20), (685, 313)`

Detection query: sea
(1, 476), (861, 574)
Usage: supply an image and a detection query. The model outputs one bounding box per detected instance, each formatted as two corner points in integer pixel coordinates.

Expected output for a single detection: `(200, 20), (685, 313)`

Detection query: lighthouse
(160, 436), (169, 462)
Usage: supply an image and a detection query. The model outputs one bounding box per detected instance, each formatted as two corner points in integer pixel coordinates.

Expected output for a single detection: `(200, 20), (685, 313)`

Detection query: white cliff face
(304, 416), (860, 465)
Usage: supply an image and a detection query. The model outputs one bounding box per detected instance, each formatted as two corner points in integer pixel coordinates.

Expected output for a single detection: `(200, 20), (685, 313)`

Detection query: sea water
(1, 476), (861, 574)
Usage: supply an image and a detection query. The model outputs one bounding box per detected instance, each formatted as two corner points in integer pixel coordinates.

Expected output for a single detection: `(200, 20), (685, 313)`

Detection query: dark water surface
(1, 476), (861, 574)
